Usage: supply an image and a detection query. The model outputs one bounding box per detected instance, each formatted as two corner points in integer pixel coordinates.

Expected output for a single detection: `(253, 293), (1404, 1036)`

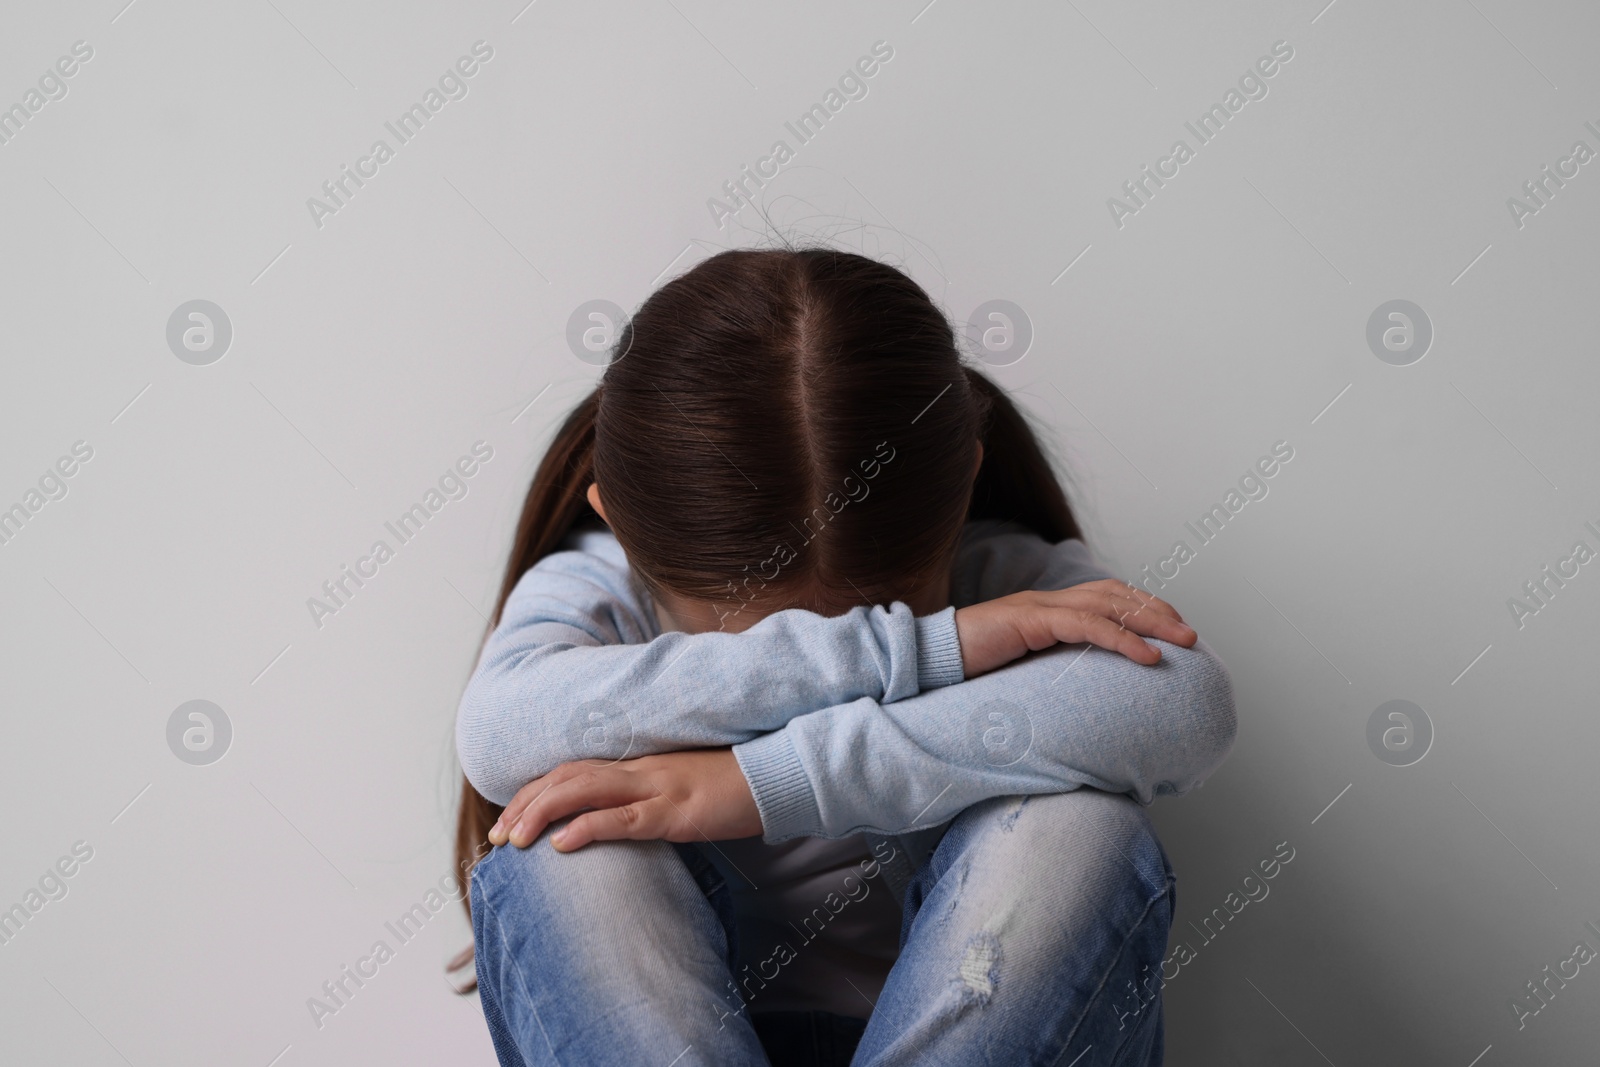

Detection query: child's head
(509, 248), (1080, 626)
(492, 246), (1081, 630)
(591, 248), (985, 623)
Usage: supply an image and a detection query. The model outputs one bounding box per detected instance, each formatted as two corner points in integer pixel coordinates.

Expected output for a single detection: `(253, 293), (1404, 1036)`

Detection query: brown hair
(448, 248), (1079, 987)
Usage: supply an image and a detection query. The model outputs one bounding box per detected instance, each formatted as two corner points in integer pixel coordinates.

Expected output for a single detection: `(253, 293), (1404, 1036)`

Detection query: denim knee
(916, 791), (1171, 916)
(857, 794), (1174, 1066)
(470, 836), (755, 1063)
(902, 790), (1174, 998)
(470, 833), (718, 952)
(1014, 790), (1172, 903)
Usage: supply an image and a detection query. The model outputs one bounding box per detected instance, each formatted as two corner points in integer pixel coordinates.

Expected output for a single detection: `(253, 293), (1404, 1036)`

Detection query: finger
(489, 762), (592, 845)
(1056, 609), (1163, 665)
(1039, 587), (1188, 647)
(1071, 584), (1191, 639)
(551, 799), (669, 851)
(1049, 583), (1181, 625)
(1105, 594), (1197, 646)
(1102, 582), (1184, 624)
(508, 771), (650, 848)
(489, 779), (554, 846)
(1108, 580), (1163, 610)
(507, 771), (634, 847)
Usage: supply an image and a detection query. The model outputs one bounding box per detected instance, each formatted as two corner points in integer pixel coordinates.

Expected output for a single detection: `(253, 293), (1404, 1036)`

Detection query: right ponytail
(448, 386), (601, 991)
(963, 367), (1082, 544)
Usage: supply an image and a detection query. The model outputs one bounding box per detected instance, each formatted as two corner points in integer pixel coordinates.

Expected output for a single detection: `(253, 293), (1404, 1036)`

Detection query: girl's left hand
(488, 748), (764, 851)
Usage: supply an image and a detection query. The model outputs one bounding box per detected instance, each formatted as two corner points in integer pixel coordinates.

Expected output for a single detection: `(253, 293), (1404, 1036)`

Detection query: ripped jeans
(470, 789), (1175, 1067)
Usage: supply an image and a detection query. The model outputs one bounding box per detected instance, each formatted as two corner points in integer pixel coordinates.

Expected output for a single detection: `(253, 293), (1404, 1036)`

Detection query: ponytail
(963, 367), (1081, 543)
(486, 388), (602, 627)
(449, 387), (600, 991)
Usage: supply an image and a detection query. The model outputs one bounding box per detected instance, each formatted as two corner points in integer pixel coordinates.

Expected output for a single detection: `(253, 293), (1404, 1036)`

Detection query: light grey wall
(1, 1), (1595, 1064)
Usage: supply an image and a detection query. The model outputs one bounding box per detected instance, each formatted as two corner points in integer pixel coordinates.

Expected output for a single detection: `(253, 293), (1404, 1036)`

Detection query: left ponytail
(449, 387), (601, 991)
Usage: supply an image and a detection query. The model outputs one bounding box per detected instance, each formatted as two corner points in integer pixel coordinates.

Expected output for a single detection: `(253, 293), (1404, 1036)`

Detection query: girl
(453, 249), (1236, 1066)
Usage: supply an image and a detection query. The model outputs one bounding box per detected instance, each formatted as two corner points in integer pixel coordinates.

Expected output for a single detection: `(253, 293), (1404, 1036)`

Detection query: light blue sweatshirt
(455, 520), (1237, 892)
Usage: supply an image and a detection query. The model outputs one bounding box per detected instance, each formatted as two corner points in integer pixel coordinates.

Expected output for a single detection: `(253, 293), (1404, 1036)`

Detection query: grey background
(1, 1), (1596, 1064)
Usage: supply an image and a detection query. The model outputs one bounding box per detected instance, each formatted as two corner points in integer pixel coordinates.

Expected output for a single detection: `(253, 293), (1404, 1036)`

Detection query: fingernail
(550, 829), (567, 849)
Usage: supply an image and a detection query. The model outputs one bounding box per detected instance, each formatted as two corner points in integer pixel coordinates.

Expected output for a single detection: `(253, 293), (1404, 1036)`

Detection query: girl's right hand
(953, 581), (1196, 677)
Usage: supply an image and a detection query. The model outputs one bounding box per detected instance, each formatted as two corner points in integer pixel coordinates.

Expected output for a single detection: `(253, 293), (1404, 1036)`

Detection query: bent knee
(910, 792), (1173, 1018)
(471, 834), (720, 977)
(959, 791), (1171, 904)
(471, 829), (685, 908)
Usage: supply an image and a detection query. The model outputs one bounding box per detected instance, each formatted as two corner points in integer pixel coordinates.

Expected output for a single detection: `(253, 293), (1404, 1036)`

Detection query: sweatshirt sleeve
(731, 524), (1235, 841)
(731, 636), (1238, 841)
(455, 528), (966, 805)
(951, 519), (1120, 603)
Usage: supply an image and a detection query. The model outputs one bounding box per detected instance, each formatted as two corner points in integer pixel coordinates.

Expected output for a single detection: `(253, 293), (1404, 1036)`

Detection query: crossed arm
(456, 522), (1237, 851)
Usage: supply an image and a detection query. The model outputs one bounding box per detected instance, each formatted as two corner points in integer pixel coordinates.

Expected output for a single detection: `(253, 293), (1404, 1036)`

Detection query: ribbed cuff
(915, 606), (965, 690)
(733, 730), (822, 842)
